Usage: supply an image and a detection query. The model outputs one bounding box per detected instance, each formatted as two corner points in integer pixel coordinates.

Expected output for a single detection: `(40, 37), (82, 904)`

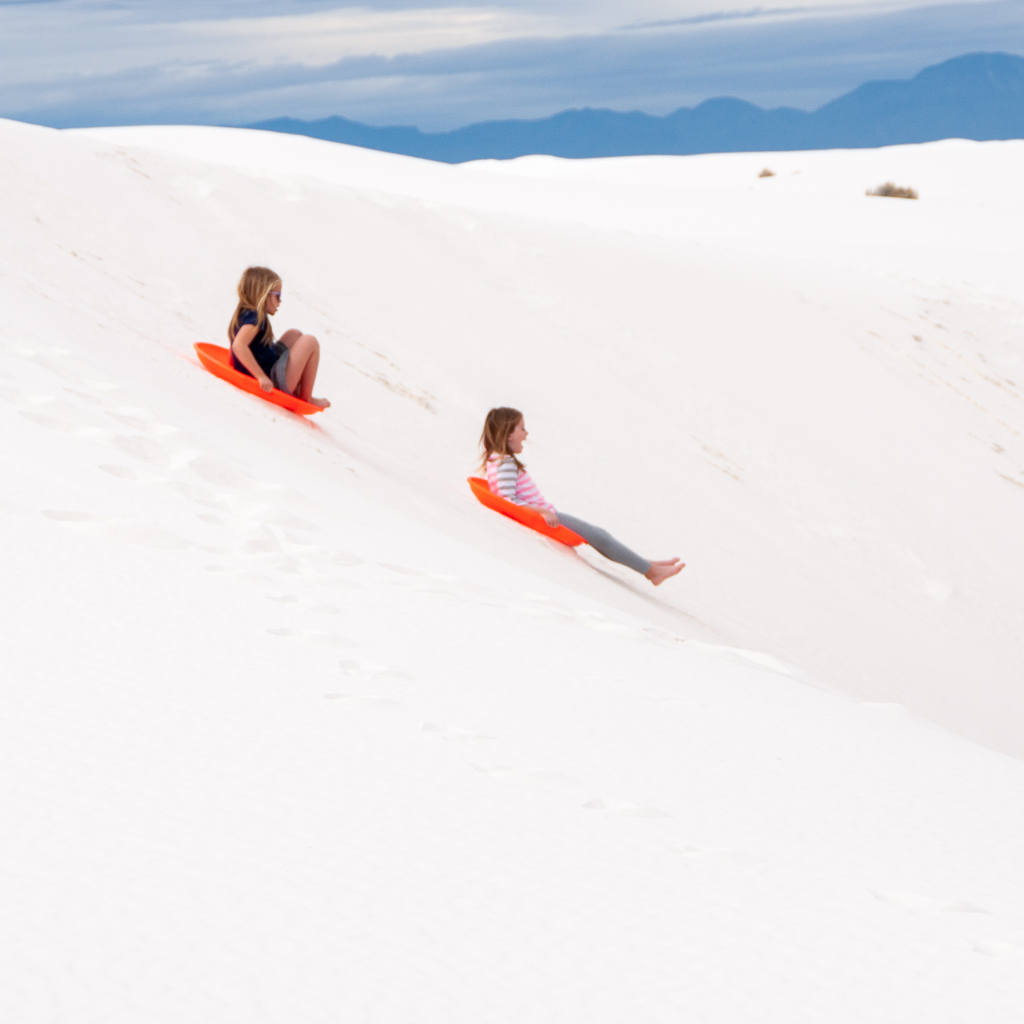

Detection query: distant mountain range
(245, 52), (1024, 163)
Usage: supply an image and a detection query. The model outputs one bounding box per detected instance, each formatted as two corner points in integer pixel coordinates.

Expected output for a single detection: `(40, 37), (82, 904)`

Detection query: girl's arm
(494, 458), (560, 526)
(231, 323), (274, 392)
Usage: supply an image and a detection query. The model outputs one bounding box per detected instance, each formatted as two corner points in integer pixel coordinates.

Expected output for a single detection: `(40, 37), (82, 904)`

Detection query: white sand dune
(3, 119), (1024, 1020)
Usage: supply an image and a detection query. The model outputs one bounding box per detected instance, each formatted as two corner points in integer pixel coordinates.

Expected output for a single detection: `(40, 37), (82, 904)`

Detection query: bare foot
(310, 397), (331, 408)
(645, 561), (685, 586)
(651, 558), (681, 566)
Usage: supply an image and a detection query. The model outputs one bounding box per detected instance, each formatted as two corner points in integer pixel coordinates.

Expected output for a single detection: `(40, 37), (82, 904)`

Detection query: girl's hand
(258, 375), (274, 392)
(540, 508), (560, 528)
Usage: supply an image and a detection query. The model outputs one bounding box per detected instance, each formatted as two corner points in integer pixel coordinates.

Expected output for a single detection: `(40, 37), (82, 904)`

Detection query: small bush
(758, 168), (776, 178)
(867, 182), (918, 199)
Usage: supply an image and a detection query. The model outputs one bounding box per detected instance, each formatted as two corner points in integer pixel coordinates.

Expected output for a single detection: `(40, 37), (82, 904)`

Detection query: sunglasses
(270, 291), (282, 300)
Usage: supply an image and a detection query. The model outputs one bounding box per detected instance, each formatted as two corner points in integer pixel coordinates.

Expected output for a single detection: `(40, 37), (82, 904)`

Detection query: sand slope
(2, 119), (1024, 1020)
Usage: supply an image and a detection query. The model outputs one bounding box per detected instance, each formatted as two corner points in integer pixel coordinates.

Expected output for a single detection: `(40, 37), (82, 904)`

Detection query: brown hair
(479, 407), (524, 471)
(227, 266), (282, 344)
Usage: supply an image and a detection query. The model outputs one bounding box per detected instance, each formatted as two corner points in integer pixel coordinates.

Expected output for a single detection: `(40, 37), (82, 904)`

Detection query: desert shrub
(866, 182), (918, 199)
(758, 168), (776, 178)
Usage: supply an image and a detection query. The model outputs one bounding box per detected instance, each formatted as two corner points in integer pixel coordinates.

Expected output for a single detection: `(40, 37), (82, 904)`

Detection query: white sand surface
(3, 119), (1024, 1020)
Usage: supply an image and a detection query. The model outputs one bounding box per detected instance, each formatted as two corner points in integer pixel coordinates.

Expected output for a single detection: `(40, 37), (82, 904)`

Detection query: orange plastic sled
(467, 476), (585, 547)
(194, 343), (324, 416)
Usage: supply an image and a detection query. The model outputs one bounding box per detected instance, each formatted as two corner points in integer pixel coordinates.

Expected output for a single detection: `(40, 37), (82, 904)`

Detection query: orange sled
(467, 477), (584, 546)
(194, 342), (324, 416)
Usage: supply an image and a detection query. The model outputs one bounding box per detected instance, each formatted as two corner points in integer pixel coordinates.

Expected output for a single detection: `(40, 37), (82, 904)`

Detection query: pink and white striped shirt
(486, 454), (555, 511)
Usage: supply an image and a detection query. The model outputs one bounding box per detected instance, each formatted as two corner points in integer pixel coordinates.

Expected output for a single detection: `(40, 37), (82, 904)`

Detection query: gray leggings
(557, 513), (651, 575)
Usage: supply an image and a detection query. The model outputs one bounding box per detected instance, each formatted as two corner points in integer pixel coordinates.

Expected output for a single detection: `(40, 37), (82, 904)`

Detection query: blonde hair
(227, 266), (282, 344)
(479, 407), (525, 471)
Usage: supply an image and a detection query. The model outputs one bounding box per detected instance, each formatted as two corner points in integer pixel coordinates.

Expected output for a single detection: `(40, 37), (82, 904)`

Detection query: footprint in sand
(205, 565), (275, 587)
(114, 524), (191, 550)
(163, 480), (231, 510)
(259, 509), (320, 532)
(972, 938), (1024, 959)
(209, 498), (321, 532)
(64, 388), (104, 406)
(21, 350), (117, 388)
(267, 628), (356, 648)
(19, 400), (106, 434)
(271, 556), (304, 576)
(42, 510), (190, 550)
(113, 435), (174, 469)
(474, 765), (585, 789)
(338, 659), (413, 681)
(42, 510), (107, 524)
(661, 842), (755, 862)
(583, 797), (671, 819)
(265, 594), (342, 613)
(104, 407), (166, 432)
(870, 890), (988, 914)
(322, 693), (404, 713)
(243, 536), (286, 555)
(107, 471), (320, 553)
(378, 562), (426, 576)
(189, 455), (260, 491)
(195, 513), (228, 527)
(99, 464), (139, 480)
(0, 385), (41, 406)
(422, 722), (492, 743)
(319, 549), (362, 567)
(1, 347), (112, 389)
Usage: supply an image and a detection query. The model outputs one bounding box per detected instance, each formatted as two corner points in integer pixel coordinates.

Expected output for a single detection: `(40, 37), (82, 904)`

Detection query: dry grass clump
(866, 182), (918, 199)
(758, 168), (776, 178)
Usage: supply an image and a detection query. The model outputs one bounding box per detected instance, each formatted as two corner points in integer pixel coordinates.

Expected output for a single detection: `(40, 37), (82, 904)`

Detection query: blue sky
(4, 0), (1024, 129)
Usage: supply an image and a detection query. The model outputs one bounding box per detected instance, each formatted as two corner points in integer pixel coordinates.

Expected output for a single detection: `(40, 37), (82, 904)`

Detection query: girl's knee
(291, 334), (318, 358)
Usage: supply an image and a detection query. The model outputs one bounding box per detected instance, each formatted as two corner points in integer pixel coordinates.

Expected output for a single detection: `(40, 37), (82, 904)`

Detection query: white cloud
(3, 0), (990, 83)
(173, 6), (573, 65)
(2, 0), (1023, 128)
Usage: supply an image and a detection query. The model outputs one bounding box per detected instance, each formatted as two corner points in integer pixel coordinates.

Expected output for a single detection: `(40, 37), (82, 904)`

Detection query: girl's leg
(557, 514), (651, 574)
(557, 513), (684, 585)
(280, 331), (329, 407)
(277, 329), (303, 348)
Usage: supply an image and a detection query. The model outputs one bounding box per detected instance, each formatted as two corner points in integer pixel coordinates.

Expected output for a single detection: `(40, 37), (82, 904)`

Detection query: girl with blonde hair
(480, 407), (684, 585)
(228, 266), (330, 408)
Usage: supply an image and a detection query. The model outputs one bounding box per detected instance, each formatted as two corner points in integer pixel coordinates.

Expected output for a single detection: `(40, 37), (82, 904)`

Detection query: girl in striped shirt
(480, 407), (684, 586)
